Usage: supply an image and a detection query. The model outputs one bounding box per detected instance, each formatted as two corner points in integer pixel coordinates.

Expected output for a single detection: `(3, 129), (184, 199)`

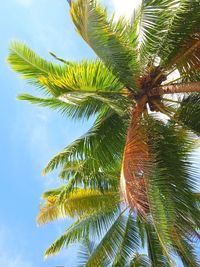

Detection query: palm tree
(8, 0), (200, 266)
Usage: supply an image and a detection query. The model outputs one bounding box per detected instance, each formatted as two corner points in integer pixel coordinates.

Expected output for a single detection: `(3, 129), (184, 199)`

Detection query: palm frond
(175, 93), (200, 135)
(172, 229), (200, 267)
(37, 188), (119, 224)
(59, 159), (120, 192)
(173, 32), (200, 75)
(145, 119), (200, 261)
(77, 239), (96, 267)
(17, 91), (130, 120)
(44, 208), (119, 258)
(112, 212), (140, 267)
(43, 108), (128, 175)
(7, 41), (63, 95)
(146, 171), (173, 260)
(39, 60), (123, 94)
(120, 102), (150, 215)
(145, 222), (171, 267)
(70, 0), (140, 90)
(138, 0), (179, 65)
(158, 0), (200, 67)
(130, 253), (151, 267)
(8, 43), (123, 96)
(180, 69), (200, 83)
(85, 210), (138, 267)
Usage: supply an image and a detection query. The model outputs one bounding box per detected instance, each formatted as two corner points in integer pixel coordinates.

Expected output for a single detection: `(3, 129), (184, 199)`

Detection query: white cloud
(111, 0), (142, 19)
(0, 227), (33, 267)
(0, 255), (33, 267)
(15, 0), (33, 7)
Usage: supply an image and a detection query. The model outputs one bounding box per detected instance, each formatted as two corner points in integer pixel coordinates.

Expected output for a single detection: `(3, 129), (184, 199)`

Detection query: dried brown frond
(120, 96), (150, 215)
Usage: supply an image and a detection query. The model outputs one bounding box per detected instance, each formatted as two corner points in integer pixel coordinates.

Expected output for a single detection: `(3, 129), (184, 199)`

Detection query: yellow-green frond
(37, 188), (119, 225)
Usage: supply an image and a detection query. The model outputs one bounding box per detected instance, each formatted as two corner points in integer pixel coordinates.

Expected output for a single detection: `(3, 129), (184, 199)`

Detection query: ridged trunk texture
(120, 96), (150, 215)
(149, 82), (200, 96)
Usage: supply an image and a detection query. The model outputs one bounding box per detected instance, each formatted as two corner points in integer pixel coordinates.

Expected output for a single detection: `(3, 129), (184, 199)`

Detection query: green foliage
(8, 41), (62, 80)
(111, 212), (140, 267)
(17, 91), (130, 120)
(44, 208), (120, 258)
(159, 0), (200, 67)
(58, 158), (120, 192)
(70, 0), (140, 91)
(175, 93), (200, 135)
(77, 239), (96, 267)
(138, 0), (179, 65)
(130, 253), (151, 267)
(145, 119), (199, 263)
(85, 211), (139, 267)
(38, 188), (119, 224)
(145, 222), (171, 267)
(7, 0), (200, 266)
(38, 60), (123, 95)
(172, 230), (199, 267)
(43, 108), (128, 175)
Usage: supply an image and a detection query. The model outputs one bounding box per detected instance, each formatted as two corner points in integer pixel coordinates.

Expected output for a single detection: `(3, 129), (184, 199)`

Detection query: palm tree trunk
(120, 96), (149, 215)
(149, 82), (200, 96)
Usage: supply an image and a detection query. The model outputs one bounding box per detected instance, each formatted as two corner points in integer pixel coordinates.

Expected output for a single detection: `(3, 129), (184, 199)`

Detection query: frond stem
(148, 82), (200, 96)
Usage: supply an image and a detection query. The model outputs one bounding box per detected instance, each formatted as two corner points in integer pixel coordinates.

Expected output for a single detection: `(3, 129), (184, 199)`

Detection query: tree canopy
(8, 0), (200, 266)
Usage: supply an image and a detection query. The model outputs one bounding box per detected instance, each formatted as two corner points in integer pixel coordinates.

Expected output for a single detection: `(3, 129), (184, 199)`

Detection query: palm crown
(8, 0), (200, 266)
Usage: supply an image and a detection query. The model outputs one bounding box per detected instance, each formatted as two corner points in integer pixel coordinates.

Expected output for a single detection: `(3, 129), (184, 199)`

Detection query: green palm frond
(139, 0), (179, 64)
(49, 51), (73, 65)
(150, 119), (198, 210)
(57, 160), (85, 181)
(145, 222), (171, 267)
(17, 91), (130, 120)
(42, 176), (79, 203)
(146, 176), (172, 259)
(8, 41), (63, 79)
(43, 108), (128, 175)
(59, 159), (120, 192)
(112, 212), (140, 267)
(172, 230), (200, 267)
(77, 239), (96, 267)
(180, 69), (200, 83)
(152, 120), (197, 199)
(8, 43), (124, 96)
(174, 32), (200, 76)
(145, 119), (200, 263)
(8, 0), (200, 264)
(85, 210), (139, 267)
(8, 41), (63, 95)
(42, 159), (120, 203)
(130, 253), (151, 267)
(38, 188), (119, 224)
(70, 0), (140, 90)
(158, 0), (200, 67)
(175, 93), (200, 135)
(18, 93), (103, 120)
(39, 60), (123, 95)
(44, 208), (119, 258)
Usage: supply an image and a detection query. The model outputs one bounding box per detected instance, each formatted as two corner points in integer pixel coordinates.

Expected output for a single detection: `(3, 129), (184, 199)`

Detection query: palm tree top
(7, 0), (200, 266)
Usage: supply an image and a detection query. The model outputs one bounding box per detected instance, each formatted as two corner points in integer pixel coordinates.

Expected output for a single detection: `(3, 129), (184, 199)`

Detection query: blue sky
(1, 1), (94, 266)
(1, 0), (142, 266)
(2, 0), (198, 266)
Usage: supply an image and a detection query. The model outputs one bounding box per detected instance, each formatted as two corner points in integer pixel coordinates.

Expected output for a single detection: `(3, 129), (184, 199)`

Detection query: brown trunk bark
(148, 82), (200, 96)
(120, 96), (150, 215)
